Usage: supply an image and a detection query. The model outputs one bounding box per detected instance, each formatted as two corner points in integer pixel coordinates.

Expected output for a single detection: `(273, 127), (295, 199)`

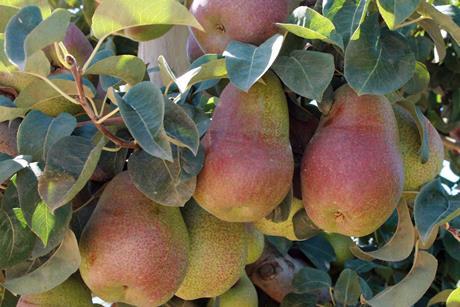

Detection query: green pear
(207, 273), (258, 307)
(189, 0), (289, 53)
(0, 119), (19, 157)
(16, 275), (93, 307)
(79, 172), (189, 306)
(393, 105), (444, 191)
(322, 233), (354, 266)
(254, 198), (307, 241)
(301, 85), (404, 237)
(176, 201), (247, 300)
(194, 72), (294, 222)
(246, 224), (265, 264)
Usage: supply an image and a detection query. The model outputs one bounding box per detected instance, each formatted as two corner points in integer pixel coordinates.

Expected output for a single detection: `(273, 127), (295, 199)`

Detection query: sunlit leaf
(377, 0), (422, 29)
(84, 55), (146, 85)
(175, 57), (227, 93)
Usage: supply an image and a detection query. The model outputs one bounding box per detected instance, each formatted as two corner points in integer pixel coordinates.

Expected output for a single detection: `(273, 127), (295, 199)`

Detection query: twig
(76, 116), (125, 128)
(67, 56), (137, 149)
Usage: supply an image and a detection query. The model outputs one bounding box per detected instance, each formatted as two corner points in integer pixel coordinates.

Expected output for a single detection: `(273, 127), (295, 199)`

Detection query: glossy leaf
(297, 235), (335, 271)
(414, 179), (460, 242)
(17, 111), (77, 162)
(91, 0), (203, 39)
(278, 6), (344, 50)
(24, 49), (49, 76)
(4, 6), (42, 69)
(16, 167), (72, 246)
(417, 2), (460, 44)
(3, 230), (80, 295)
(351, 200), (415, 262)
(323, 0), (369, 46)
(0, 5), (18, 33)
(179, 146), (204, 181)
(175, 58), (227, 93)
(334, 269), (361, 306)
(377, 0), (422, 29)
(38, 135), (106, 211)
(116, 82), (171, 160)
(401, 62), (430, 95)
(344, 14), (416, 95)
(419, 20), (446, 63)
(223, 34), (284, 92)
(0, 156), (30, 183)
(0, 185), (35, 269)
(272, 50), (334, 101)
(292, 266), (332, 293)
(281, 293), (316, 307)
(128, 149), (196, 207)
(84, 55), (146, 85)
(366, 250), (437, 307)
(164, 100), (199, 155)
(443, 231), (460, 261)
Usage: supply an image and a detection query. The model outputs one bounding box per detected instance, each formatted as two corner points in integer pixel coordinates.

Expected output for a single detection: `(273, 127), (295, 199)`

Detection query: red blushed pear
(301, 85), (404, 237)
(194, 72), (294, 222)
(189, 0), (289, 54)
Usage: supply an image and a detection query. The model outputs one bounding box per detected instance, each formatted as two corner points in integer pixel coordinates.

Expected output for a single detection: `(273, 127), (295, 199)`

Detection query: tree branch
(67, 56), (137, 149)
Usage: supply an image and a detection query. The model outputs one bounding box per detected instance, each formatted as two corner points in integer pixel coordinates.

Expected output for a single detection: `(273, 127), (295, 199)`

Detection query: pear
(393, 105), (444, 191)
(301, 85), (404, 237)
(0, 119), (19, 157)
(254, 198), (312, 241)
(207, 273), (258, 307)
(189, 0), (289, 54)
(246, 224), (265, 264)
(186, 33), (204, 63)
(194, 72), (294, 222)
(322, 233), (354, 267)
(17, 275), (93, 307)
(176, 201), (247, 300)
(79, 172), (189, 307)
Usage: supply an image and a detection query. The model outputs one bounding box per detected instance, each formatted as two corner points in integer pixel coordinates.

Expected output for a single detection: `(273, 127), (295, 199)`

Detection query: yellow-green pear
(393, 105), (444, 191)
(16, 275), (93, 307)
(246, 224), (265, 264)
(207, 273), (258, 307)
(176, 201), (247, 300)
(254, 198), (305, 241)
(322, 233), (354, 266)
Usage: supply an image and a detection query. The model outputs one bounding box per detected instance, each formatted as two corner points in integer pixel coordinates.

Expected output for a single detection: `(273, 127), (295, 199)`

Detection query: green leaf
(272, 50), (334, 101)
(323, 0), (369, 46)
(3, 229), (80, 295)
(443, 231), (460, 261)
(414, 179), (460, 242)
(17, 110), (77, 162)
(38, 135), (106, 211)
(115, 82), (171, 160)
(366, 250), (438, 307)
(223, 34), (284, 92)
(0, 1), (51, 17)
(24, 49), (49, 76)
(419, 20), (446, 63)
(298, 235), (335, 271)
(16, 167), (72, 246)
(0, 5), (18, 33)
(401, 62), (430, 95)
(277, 6), (344, 50)
(0, 156), (30, 183)
(397, 100), (430, 163)
(377, 0), (422, 29)
(0, 101), (27, 122)
(128, 149), (196, 207)
(4, 5), (42, 69)
(0, 184), (35, 269)
(351, 200), (415, 262)
(84, 55), (146, 85)
(0, 286), (19, 306)
(91, 0), (203, 40)
(164, 100), (199, 155)
(344, 14), (416, 95)
(417, 2), (460, 44)
(292, 267), (332, 293)
(179, 145), (204, 181)
(281, 293), (317, 307)
(447, 288), (460, 307)
(175, 58), (227, 93)
(23, 9), (71, 66)
(334, 269), (361, 306)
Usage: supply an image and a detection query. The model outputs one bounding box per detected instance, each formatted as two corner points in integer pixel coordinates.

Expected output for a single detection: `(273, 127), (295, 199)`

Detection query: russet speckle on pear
(190, 0), (289, 54)
(193, 72), (294, 222)
(79, 172), (189, 307)
(301, 85), (404, 237)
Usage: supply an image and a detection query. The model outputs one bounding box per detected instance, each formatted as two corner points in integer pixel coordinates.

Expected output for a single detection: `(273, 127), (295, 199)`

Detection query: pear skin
(186, 33), (204, 63)
(194, 72), (294, 222)
(246, 224), (265, 264)
(393, 105), (444, 191)
(207, 273), (258, 307)
(189, 0), (289, 53)
(301, 85), (404, 237)
(176, 201), (247, 300)
(79, 172), (189, 307)
(17, 275), (93, 307)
